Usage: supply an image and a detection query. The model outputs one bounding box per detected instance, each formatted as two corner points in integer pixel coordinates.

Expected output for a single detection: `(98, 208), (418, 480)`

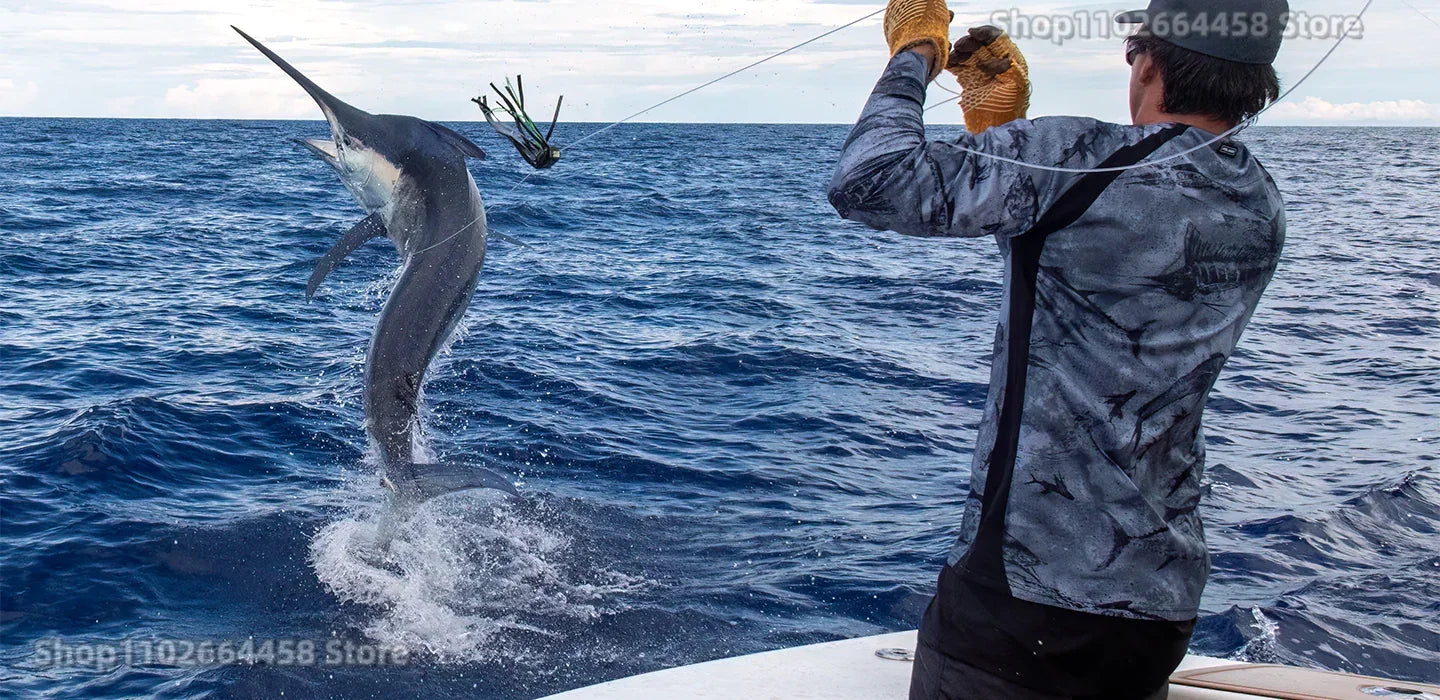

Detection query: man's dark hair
(1126, 33), (1281, 125)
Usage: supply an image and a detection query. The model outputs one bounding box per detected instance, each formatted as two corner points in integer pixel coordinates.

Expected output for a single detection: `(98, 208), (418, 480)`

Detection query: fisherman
(828, 0), (1289, 697)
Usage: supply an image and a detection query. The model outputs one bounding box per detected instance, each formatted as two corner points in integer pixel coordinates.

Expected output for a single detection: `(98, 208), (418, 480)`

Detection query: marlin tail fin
(383, 462), (521, 504)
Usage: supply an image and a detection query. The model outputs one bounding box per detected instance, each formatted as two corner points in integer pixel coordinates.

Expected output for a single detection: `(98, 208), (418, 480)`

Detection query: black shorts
(909, 641), (1170, 700)
(909, 565), (1195, 700)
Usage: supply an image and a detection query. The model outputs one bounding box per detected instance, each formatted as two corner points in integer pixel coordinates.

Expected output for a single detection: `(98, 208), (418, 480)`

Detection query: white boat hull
(541, 630), (1440, 700)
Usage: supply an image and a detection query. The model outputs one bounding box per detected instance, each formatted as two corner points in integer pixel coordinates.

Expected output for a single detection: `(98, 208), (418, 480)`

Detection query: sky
(0, 0), (1437, 125)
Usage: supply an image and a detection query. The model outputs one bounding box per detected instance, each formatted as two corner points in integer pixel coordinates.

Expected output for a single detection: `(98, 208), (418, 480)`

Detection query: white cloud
(1264, 96), (1440, 124)
(164, 78), (315, 119)
(1, 0), (1437, 122)
(0, 78), (40, 115)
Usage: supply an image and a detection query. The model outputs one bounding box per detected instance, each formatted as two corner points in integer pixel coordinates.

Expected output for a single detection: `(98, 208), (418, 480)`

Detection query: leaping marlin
(234, 27), (518, 504)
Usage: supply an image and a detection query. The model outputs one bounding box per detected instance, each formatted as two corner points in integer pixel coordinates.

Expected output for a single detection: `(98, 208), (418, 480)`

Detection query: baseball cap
(1116, 0), (1290, 64)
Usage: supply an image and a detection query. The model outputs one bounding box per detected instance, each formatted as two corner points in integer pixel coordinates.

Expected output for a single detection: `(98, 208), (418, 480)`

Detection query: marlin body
(235, 27), (517, 503)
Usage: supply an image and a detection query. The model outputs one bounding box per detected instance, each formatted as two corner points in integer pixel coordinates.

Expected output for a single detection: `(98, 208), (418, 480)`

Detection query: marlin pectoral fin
(306, 212), (387, 299)
(385, 462), (521, 504)
(423, 121), (486, 161)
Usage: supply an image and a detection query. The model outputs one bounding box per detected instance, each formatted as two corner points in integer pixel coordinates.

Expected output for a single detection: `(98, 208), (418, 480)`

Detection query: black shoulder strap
(957, 123), (1189, 592)
(1023, 123), (1190, 241)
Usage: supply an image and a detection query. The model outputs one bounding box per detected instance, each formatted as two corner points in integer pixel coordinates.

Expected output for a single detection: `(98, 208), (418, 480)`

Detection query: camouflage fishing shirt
(828, 51), (1285, 621)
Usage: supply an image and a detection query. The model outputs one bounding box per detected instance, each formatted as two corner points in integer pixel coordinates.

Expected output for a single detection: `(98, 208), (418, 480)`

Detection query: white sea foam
(1234, 605), (1282, 664)
(309, 479), (650, 664)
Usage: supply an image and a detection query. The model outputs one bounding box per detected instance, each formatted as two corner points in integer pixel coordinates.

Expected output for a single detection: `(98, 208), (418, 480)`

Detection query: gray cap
(1116, 0), (1289, 64)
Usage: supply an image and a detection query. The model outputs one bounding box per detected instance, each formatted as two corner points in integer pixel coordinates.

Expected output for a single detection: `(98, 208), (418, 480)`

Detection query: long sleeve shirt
(829, 51), (1284, 621)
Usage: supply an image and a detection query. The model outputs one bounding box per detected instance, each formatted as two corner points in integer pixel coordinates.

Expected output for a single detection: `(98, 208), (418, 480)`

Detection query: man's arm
(827, 50), (1050, 239)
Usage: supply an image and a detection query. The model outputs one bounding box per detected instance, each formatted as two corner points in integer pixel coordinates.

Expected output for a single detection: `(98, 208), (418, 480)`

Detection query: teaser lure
(473, 75), (563, 169)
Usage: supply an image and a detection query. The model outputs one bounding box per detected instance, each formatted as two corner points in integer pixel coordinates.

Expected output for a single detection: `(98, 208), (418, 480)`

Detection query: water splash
(309, 483), (651, 664)
(1234, 606), (1282, 664)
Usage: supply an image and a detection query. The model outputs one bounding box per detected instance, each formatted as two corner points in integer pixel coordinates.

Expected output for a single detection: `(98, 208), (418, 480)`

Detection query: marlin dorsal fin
(306, 213), (387, 299)
(423, 122), (486, 161)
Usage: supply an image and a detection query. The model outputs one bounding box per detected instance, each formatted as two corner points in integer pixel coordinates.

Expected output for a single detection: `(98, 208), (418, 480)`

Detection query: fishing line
(1397, 0), (1440, 30)
(424, 0), (1375, 253)
(562, 7), (889, 152)
(937, 0), (1375, 173)
(931, 82), (962, 97)
(562, 0), (1372, 174)
(418, 7), (891, 255)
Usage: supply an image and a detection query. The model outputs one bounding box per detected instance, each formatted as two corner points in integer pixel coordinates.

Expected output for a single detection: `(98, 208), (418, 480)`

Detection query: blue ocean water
(1, 118), (1437, 697)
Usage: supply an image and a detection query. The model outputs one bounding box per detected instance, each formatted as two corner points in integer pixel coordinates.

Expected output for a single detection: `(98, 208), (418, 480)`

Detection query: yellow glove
(883, 0), (952, 81)
(946, 26), (1031, 134)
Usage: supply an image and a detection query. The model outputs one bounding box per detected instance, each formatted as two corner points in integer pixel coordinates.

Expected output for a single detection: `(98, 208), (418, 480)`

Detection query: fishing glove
(884, 0), (953, 81)
(947, 25), (1031, 134)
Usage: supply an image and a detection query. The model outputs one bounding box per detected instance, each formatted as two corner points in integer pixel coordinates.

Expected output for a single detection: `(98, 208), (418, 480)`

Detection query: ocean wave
(2, 119), (1437, 697)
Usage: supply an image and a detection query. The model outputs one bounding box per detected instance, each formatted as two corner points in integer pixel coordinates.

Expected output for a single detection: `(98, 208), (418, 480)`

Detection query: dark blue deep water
(1, 118), (1437, 697)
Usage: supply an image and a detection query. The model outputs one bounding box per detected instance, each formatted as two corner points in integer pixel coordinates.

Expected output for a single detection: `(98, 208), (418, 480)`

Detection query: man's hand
(946, 25), (1031, 134)
(884, 0), (953, 81)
